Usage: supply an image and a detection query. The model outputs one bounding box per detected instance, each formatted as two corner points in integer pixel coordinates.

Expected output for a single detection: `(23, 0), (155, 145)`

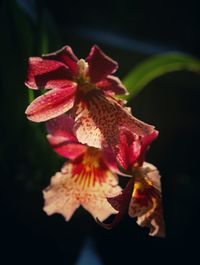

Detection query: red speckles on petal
(43, 153), (121, 221)
(25, 57), (73, 90)
(86, 45), (118, 83)
(25, 85), (77, 122)
(74, 90), (155, 168)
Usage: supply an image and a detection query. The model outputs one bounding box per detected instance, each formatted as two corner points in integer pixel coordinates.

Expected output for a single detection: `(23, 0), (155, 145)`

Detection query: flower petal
(81, 169), (121, 221)
(86, 45), (118, 83)
(47, 135), (87, 160)
(116, 129), (141, 170)
(25, 85), (77, 122)
(96, 75), (128, 95)
(101, 147), (128, 176)
(46, 114), (77, 141)
(74, 91), (155, 168)
(25, 57), (74, 90)
(43, 152), (121, 221)
(98, 177), (135, 229)
(128, 162), (165, 237)
(137, 131), (159, 165)
(43, 164), (80, 221)
(43, 46), (78, 75)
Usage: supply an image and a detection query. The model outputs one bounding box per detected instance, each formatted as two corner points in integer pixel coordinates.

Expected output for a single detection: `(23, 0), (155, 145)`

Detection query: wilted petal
(86, 45), (118, 83)
(96, 75), (128, 95)
(129, 162), (165, 237)
(43, 150), (121, 221)
(43, 46), (78, 75)
(25, 57), (73, 89)
(74, 91), (154, 168)
(25, 85), (77, 122)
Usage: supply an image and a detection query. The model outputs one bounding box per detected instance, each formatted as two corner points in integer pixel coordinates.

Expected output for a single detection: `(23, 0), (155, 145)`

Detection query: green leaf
(122, 53), (200, 101)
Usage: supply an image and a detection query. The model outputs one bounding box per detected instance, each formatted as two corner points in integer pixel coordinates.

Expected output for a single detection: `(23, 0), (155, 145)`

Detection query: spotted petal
(43, 153), (121, 221)
(26, 85), (77, 122)
(74, 91), (155, 168)
(43, 164), (80, 221)
(86, 45), (118, 83)
(25, 57), (73, 90)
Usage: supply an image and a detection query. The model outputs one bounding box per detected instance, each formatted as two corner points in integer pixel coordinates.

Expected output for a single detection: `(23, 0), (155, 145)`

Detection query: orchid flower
(43, 114), (122, 221)
(102, 162), (165, 237)
(25, 45), (156, 169)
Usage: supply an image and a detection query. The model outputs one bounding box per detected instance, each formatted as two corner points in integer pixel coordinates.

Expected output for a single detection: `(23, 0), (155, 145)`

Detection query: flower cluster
(25, 45), (165, 237)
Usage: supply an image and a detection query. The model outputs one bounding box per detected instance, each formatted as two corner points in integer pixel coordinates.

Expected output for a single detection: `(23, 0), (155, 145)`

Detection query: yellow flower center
(82, 147), (100, 171)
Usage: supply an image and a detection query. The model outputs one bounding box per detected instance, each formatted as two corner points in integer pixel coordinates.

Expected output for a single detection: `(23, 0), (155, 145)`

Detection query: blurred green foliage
(123, 53), (200, 100)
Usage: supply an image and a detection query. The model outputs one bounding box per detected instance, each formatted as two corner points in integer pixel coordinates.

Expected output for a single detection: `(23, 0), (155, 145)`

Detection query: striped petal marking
(43, 148), (121, 221)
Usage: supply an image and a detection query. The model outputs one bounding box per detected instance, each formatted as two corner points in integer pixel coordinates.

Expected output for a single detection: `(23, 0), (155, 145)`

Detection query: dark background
(1, 0), (200, 264)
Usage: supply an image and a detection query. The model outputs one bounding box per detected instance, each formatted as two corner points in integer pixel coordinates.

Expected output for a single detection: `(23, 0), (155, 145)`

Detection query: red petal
(86, 45), (118, 83)
(25, 57), (73, 90)
(46, 114), (77, 142)
(96, 75), (128, 95)
(47, 135), (87, 160)
(43, 46), (78, 75)
(101, 147), (128, 176)
(98, 177), (135, 229)
(137, 130), (159, 165)
(25, 85), (76, 122)
(116, 129), (141, 170)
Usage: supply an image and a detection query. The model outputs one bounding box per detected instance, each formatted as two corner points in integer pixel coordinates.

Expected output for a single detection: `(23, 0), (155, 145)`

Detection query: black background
(1, 0), (200, 264)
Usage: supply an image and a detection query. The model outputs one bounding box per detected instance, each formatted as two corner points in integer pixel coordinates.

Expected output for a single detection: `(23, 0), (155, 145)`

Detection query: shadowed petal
(96, 75), (128, 95)
(74, 91), (154, 168)
(46, 114), (87, 159)
(86, 46), (118, 83)
(98, 177), (135, 229)
(25, 85), (77, 122)
(46, 114), (77, 142)
(43, 46), (78, 75)
(47, 135), (87, 160)
(129, 162), (165, 237)
(25, 57), (73, 89)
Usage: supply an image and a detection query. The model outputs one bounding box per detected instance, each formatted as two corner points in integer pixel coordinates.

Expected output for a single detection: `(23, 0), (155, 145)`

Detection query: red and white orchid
(25, 45), (165, 236)
(106, 162), (165, 237)
(25, 45), (156, 169)
(43, 114), (121, 221)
